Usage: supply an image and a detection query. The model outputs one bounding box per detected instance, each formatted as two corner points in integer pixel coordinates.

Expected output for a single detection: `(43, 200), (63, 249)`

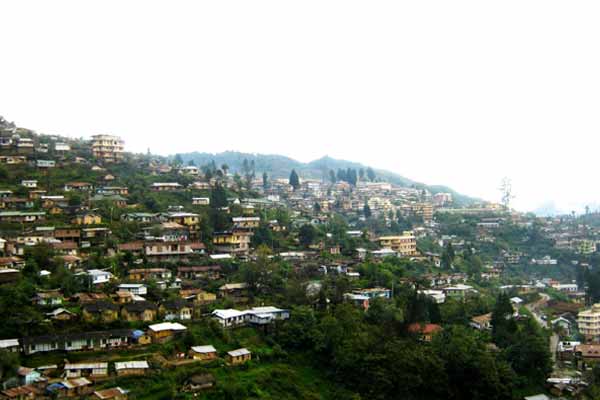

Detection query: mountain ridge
(174, 151), (480, 206)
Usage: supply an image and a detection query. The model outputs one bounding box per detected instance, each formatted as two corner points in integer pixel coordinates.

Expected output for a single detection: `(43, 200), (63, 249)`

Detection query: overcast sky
(1, 1), (599, 213)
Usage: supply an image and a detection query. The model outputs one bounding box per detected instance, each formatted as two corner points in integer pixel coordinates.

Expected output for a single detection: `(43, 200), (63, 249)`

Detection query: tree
(491, 293), (518, 348)
(314, 202), (322, 214)
(363, 202), (372, 218)
(366, 167), (376, 181)
(289, 169), (300, 191)
(347, 168), (358, 186)
(298, 224), (317, 247)
(173, 154), (183, 165)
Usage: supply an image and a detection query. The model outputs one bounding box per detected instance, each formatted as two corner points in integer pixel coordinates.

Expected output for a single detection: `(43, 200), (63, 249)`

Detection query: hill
(176, 151), (479, 206)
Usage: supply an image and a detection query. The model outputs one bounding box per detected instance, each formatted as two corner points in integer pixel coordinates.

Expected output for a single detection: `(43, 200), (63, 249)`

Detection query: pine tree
(367, 167), (376, 181)
(364, 202), (372, 218)
(289, 169), (300, 191)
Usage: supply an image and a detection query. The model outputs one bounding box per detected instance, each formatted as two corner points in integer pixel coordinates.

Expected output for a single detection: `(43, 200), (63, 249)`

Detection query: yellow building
(213, 231), (252, 254)
(226, 348), (251, 365)
(91, 134), (124, 163)
(378, 231), (418, 257)
(411, 203), (433, 223)
(578, 304), (600, 342)
(72, 213), (102, 226)
(166, 212), (200, 227)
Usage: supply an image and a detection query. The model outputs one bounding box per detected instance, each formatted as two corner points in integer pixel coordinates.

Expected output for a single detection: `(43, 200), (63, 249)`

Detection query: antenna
(499, 177), (515, 210)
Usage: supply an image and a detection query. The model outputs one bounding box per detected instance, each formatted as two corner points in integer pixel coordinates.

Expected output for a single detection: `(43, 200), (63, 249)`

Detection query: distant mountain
(175, 151), (479, 206)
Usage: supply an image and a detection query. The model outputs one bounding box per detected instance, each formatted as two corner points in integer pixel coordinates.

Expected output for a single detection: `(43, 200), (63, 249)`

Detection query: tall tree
(363, 202), (372, 218)
(289, 169), (300, 191)
(366, 167), (376, 181)
(329, 169), (336, 184)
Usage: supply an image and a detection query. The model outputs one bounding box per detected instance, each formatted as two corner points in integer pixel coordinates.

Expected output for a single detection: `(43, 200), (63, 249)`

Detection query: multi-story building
(213, 231), (252, 255)
(378, 231), (418, 257)
(91, 135), (124, 163)
(578, 304), (600, 342)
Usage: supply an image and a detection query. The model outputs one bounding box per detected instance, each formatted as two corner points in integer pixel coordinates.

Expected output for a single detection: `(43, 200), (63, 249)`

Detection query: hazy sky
(1, 1), (599, 213)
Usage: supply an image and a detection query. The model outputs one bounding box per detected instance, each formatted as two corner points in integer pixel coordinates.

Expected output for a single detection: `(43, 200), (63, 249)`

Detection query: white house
(211, 307), (290, 328)
(85, 269), (114, 285)
(118, 283), (148, 296)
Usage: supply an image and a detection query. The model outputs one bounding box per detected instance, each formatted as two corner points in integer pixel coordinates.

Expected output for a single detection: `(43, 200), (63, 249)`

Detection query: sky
(1, 1), (600, 214)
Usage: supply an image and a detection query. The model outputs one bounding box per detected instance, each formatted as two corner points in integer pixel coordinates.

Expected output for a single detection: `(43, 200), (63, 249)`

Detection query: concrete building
(91, 135), (124, 163)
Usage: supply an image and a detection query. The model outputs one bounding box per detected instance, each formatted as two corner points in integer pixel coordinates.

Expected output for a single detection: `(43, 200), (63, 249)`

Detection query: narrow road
(525, 293), (559, 363)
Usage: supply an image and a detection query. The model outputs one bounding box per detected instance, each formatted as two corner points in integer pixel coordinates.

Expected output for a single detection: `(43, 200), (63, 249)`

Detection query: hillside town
(2, 119), (600, 399)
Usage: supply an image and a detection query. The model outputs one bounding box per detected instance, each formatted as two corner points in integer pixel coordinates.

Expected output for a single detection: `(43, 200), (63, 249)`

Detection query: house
(118, 283), (147, 296)
(577, 304), (600, 342)
(147, 322), (187, 343)
(71, 292), (109, 304)
(36, 160), (55, 168)
(72, 212), (102, 225)
(151, 182), (183, 191)
(64, 362), (109, 378)
(0, 384), (41, 399)
(16, 367), (41, 385)
(163, 212), (200, 227)
(470, 313), (492, 330)
(21, 329), (133, 355)
(179, 288), (217, 305)
(211, 307), (290, 328)
(0, 211), (45, 223)
(92, 387), (128, 400)
(192, 197), (210, 206)
(121, 301), (157, 322)
(344, 288), (392, 310)
(46, 308), (76, 321)
(128, 268), (172, 281)
(189, 345), (218, 361)
(46, 377), (93, 398)
(54, 228), (81, 243)
(0, 339), (20, 353)
(407, 323), (442, 342)
(33, 290), (63, 306)
(443, 284), (476, 300)
(82, 301), (119, 323)
(21, 180), (38, 188)
(218, 283), (249, 302)
(159, 299), (193, 320)
(211, 309), (248, 328)
(378, 231), (418, 256)
(232, 216), (260, 230)
(64, 182), (93, 192)
(418, 289), (446, 304)
(84, 269), (114, 285)
(575, 344), (600, 363)
(245, 307), (290, 325)
(183, 373), (216, 392)
(177, 265), (222, 280)
(114, 361), (149, 376)
(121, 213), (158, 223)
(0, 268), (23, 285)
(226, 348), (251, 365)
(144, 241), (195, 261)
(213, 231), (252, 255)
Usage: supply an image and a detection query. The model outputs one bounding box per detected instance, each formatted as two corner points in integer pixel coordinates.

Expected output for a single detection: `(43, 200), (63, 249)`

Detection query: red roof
(407, 323), (442, 335)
